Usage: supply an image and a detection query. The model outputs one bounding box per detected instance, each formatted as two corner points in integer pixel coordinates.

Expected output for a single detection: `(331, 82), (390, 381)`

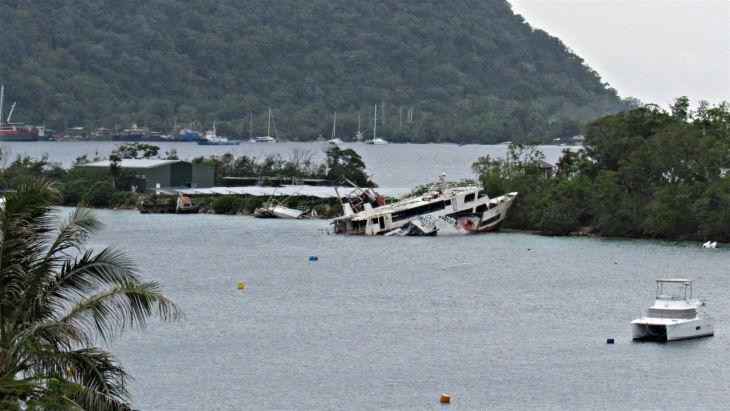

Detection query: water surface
(80, 209), (730, 410)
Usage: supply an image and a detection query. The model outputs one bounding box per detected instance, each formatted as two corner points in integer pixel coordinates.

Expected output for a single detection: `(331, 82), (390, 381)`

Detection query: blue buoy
(606, 338), (615, 344)
(308, 256), (318, 261)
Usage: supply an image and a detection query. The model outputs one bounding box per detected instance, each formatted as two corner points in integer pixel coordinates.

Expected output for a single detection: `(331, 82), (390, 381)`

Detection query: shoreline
(77, 205), (725, 246)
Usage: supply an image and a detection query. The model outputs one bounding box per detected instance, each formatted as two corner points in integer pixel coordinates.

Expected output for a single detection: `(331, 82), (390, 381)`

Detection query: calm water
(1, 141), (569, 187)
(79, 209), (730, 410)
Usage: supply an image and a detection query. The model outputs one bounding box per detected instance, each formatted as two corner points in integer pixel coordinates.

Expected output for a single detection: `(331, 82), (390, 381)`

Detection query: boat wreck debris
(254, 202), (313, 219)
(253, 189), (316, 219)
(332, 174), (517, 236)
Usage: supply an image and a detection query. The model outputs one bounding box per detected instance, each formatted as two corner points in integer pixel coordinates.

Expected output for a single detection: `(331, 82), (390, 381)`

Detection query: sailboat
(247, 113), (256, 143)
(327, 112), (343, 145)
(354, 113), (364, 142)
(365, 105), (388, 144)
(255, 108), (277, 143)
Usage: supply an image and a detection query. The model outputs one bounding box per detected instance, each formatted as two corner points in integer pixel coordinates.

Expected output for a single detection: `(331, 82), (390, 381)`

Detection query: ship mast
(267, 107), (271, 137)
(331, 112), (337, 139)
(0, 83), (4, 128)
(373, 105), (377, 140)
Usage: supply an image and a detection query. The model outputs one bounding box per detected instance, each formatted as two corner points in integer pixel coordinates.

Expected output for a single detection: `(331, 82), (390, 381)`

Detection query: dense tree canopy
(1, 0), (626, 143)
(473, 98), (730, 241)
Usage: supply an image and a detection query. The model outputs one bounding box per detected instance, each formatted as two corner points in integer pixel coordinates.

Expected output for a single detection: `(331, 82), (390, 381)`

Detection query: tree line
(473, 98), (730, 242)
(1, 0), (627, 143)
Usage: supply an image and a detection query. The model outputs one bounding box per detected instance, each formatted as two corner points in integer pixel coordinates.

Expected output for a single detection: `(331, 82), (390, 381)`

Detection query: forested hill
(1, 0), (627, 143)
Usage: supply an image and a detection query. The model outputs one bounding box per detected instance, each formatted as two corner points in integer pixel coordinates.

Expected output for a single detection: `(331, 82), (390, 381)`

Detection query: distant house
(77, 159), (214, 192)
(571, 135), (585, 145)
(531, 159), (556, 178)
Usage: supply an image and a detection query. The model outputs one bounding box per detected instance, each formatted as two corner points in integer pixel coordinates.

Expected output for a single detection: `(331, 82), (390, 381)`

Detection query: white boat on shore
(254, 203), (305, 219)
(631, 279), (714, 341)
(332, 175), (517, 236)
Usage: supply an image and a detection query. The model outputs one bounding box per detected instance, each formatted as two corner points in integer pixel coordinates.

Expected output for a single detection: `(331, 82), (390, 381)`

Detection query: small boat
(197, 122), (240, 145)
(254, 202), (305, 219)
(175, 194), (199, 214)
(702, 241), (717, 249)
(365, 137), (388, 145)
(631, 279), (714, 341)
(255, 136), (276, 143)
(327, 112), (343, 144)
(364, 105), (388, 144)
(254, 108), (277, 142)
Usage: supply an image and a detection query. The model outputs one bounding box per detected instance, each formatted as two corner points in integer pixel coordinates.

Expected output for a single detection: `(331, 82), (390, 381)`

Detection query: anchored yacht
(631, 279), (713, 341)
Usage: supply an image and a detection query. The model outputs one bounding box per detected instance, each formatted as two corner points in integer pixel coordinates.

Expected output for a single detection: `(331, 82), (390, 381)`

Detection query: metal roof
(656, 279), (692, 283)
(79, 159), (181, 169)
(175, 185), (410, 199)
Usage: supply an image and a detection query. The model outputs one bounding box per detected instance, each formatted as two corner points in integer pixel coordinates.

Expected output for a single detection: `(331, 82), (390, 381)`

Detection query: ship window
(392, 200), (446, 221)
(444, 200), (451, 206)
(371, 218), (378, 224)
(476, 204), (488, 213)
(696, 326), (701, 330)
(464, 193), (475, 202)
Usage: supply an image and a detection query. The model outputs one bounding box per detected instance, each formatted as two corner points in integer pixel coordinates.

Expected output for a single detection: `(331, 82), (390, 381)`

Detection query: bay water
(11, 141), (729, 408)
(81, 210), (730, 410)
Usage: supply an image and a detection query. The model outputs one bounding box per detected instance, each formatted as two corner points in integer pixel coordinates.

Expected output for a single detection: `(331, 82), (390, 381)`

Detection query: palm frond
(59, 348), (129, 401)
(0, 179), (60, 313)
(59, 282), (182, 343)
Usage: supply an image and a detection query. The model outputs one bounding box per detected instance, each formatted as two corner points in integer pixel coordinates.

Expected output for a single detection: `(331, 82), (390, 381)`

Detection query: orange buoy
(440, 393), (451, 404)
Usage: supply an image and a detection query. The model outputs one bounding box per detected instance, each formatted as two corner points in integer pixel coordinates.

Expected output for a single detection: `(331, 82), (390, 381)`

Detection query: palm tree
(0, 179), (181, 410)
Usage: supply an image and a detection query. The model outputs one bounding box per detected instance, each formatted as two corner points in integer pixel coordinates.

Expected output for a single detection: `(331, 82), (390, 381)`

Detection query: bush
(537, 204), (581, 236)
(212, 196), (246, 214)
(110, 191), (139, 208)
(82, 181), (115, 207)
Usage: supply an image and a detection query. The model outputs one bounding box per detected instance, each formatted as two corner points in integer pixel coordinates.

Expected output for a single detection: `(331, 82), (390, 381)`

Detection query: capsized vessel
(631, 279), (713, 341)
(332, 175), (517, 235)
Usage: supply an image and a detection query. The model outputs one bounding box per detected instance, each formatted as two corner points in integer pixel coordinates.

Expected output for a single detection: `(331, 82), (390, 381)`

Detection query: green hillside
(0, 0), (627, 142)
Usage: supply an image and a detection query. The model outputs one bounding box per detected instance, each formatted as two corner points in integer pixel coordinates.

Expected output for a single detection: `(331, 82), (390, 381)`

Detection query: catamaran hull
(631, 318), (714, 341)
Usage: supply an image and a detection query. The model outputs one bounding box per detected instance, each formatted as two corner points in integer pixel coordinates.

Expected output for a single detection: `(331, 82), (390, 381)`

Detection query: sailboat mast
(332, 112), (337, 139)
(267, 107), (271, 137)
(0, 84), (4, 128)
(373, 105), (377, 139)
(249, 113), (253, 139)
(358, 114), (361, 132)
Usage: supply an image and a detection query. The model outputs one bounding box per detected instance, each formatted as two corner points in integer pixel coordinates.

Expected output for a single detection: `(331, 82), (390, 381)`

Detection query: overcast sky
(509, 0), (730, 108)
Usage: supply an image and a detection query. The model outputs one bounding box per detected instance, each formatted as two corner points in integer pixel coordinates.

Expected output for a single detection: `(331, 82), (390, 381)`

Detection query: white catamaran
(631, 279), (714, 341)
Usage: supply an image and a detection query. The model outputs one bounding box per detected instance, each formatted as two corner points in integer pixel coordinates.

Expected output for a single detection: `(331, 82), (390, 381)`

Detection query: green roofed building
(77, 159), (214, 192)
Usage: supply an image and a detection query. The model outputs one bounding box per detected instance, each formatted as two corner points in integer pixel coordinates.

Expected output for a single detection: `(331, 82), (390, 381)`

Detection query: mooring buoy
(440, 393), (451, 404)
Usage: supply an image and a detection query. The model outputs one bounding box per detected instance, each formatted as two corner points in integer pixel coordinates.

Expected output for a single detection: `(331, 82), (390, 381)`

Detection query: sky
(509, 0), (730, 108)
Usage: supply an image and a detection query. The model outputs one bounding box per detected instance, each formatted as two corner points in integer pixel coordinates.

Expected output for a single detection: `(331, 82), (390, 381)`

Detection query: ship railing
(640, 308), (698, 320)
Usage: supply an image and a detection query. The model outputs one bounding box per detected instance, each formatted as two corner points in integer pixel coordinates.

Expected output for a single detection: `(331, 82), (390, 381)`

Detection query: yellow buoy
(236, 281), (245, 290)
(440, 394), (450, 404)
